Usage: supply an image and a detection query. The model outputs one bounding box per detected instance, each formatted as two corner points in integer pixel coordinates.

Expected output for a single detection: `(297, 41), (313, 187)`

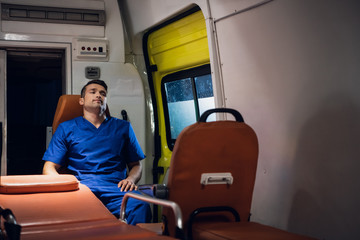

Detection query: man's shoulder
(108, 116), (129, 126)
(58, 116), (82, 130)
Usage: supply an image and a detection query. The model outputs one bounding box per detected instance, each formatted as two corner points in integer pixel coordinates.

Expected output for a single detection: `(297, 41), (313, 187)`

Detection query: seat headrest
(52, 95), (110, 133)
(0, 174), (79, 194)
(52, 95), (83, 133)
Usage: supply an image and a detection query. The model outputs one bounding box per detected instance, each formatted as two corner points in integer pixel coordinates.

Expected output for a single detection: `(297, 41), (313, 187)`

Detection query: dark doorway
(6, 49), (64, 175)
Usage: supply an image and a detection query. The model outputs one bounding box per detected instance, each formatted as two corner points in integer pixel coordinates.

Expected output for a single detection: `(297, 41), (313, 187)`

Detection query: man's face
(79, 83), (107, 112)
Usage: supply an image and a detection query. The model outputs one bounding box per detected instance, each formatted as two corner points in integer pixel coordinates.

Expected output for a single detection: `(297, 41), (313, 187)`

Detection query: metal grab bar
(120, 192), (183, 231)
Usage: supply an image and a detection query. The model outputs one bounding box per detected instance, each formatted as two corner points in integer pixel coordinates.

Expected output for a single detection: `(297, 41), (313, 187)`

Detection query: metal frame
(120, 192), (184, 238)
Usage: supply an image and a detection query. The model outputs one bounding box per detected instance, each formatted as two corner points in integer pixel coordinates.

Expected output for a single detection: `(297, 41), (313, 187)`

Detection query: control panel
(73, 38), (108, 61)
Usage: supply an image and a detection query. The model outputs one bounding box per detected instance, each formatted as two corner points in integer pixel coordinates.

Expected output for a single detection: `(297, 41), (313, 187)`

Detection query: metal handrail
(120, 192), (183, 231)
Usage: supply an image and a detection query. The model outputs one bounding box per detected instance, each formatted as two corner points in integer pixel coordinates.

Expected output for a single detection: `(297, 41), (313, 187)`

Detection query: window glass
(162, 65), (213, 149)
(195, 74), (215, 121)
(164, 78), (197, 139)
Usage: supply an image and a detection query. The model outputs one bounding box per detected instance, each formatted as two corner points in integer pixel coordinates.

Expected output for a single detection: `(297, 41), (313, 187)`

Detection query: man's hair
(81, 79), (108, 97)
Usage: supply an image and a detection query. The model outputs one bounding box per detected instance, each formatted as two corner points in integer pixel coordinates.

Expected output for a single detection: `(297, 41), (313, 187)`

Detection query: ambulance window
(164, 78), (197, 140)
(162, 64), (214, 149)
(195, 74), (215, 118)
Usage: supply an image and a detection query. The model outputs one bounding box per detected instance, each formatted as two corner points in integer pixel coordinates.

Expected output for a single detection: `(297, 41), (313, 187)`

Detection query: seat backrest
(52, 95), (110, 133)
(163, 108), (259, 236)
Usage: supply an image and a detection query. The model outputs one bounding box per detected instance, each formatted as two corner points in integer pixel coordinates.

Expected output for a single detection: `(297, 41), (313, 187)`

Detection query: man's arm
(118, 161), (142, 192)
(43, 161), (62, 175)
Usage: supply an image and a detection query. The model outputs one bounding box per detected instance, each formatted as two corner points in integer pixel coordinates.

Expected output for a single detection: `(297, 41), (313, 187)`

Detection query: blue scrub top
(43, 116), (145, 185)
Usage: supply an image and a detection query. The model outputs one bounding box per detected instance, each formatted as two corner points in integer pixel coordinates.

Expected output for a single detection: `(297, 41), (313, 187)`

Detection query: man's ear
(79, 97), (84, 106)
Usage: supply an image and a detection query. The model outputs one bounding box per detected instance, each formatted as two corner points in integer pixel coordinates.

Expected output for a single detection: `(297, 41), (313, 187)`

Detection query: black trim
(142, 5), (202, 222)
(150, 65), (158, 72)
(199, 108), (244, 123)
(161, 64), (211, 150)
(191, 77), (200, 121)
(121, 110), (128, 121)
(0, 207), (22, 240)
(187, 206), (240, 240)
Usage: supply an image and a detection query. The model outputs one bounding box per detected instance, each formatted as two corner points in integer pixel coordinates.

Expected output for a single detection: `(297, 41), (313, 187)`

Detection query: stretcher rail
(120, 192), (183, 238)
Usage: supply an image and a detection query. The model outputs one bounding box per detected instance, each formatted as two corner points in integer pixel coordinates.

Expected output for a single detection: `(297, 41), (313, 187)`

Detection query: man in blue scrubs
(42, 79), (151, 225)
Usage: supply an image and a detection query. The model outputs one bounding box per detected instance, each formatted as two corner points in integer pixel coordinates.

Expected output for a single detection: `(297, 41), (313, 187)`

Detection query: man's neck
(83, 110), (106, 128)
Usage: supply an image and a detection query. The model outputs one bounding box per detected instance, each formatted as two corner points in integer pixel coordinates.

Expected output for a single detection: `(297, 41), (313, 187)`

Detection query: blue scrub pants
(86, 184), (152, 225)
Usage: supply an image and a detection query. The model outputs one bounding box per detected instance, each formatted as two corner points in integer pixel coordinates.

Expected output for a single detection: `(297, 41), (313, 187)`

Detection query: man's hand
(118, 161), (142, 192)
(118, 178), (138, 192)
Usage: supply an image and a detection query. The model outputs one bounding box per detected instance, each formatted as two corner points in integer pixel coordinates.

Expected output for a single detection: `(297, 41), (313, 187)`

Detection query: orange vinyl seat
(121, 108), (317, 240)
(52, 94), (110, 133)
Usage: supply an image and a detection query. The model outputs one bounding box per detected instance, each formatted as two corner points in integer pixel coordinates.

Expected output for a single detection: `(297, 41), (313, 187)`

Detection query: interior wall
(215, 0), (360, 239)
(0, 0), (147, 181)
(121, 0), (360, 239)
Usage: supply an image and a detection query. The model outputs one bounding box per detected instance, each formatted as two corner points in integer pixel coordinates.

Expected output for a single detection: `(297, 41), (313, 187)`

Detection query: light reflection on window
(163, 67), (215, 146)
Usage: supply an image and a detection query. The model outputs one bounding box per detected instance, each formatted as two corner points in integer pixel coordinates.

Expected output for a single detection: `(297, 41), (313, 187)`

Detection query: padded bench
(192, 221), (316, 240)
(0, 174), (174, 240)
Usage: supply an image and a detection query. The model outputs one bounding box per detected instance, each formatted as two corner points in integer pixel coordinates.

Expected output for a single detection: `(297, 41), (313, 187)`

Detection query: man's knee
(125, 197), (152, 225)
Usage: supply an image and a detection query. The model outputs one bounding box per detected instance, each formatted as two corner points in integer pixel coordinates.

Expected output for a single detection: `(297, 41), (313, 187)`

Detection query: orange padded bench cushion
(20, 219), (171, 240)
(0, 183), (115, 227)
(193, 222), (317, 240)
(0, 175), (176, 240)
(0, 174), (79, 194)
